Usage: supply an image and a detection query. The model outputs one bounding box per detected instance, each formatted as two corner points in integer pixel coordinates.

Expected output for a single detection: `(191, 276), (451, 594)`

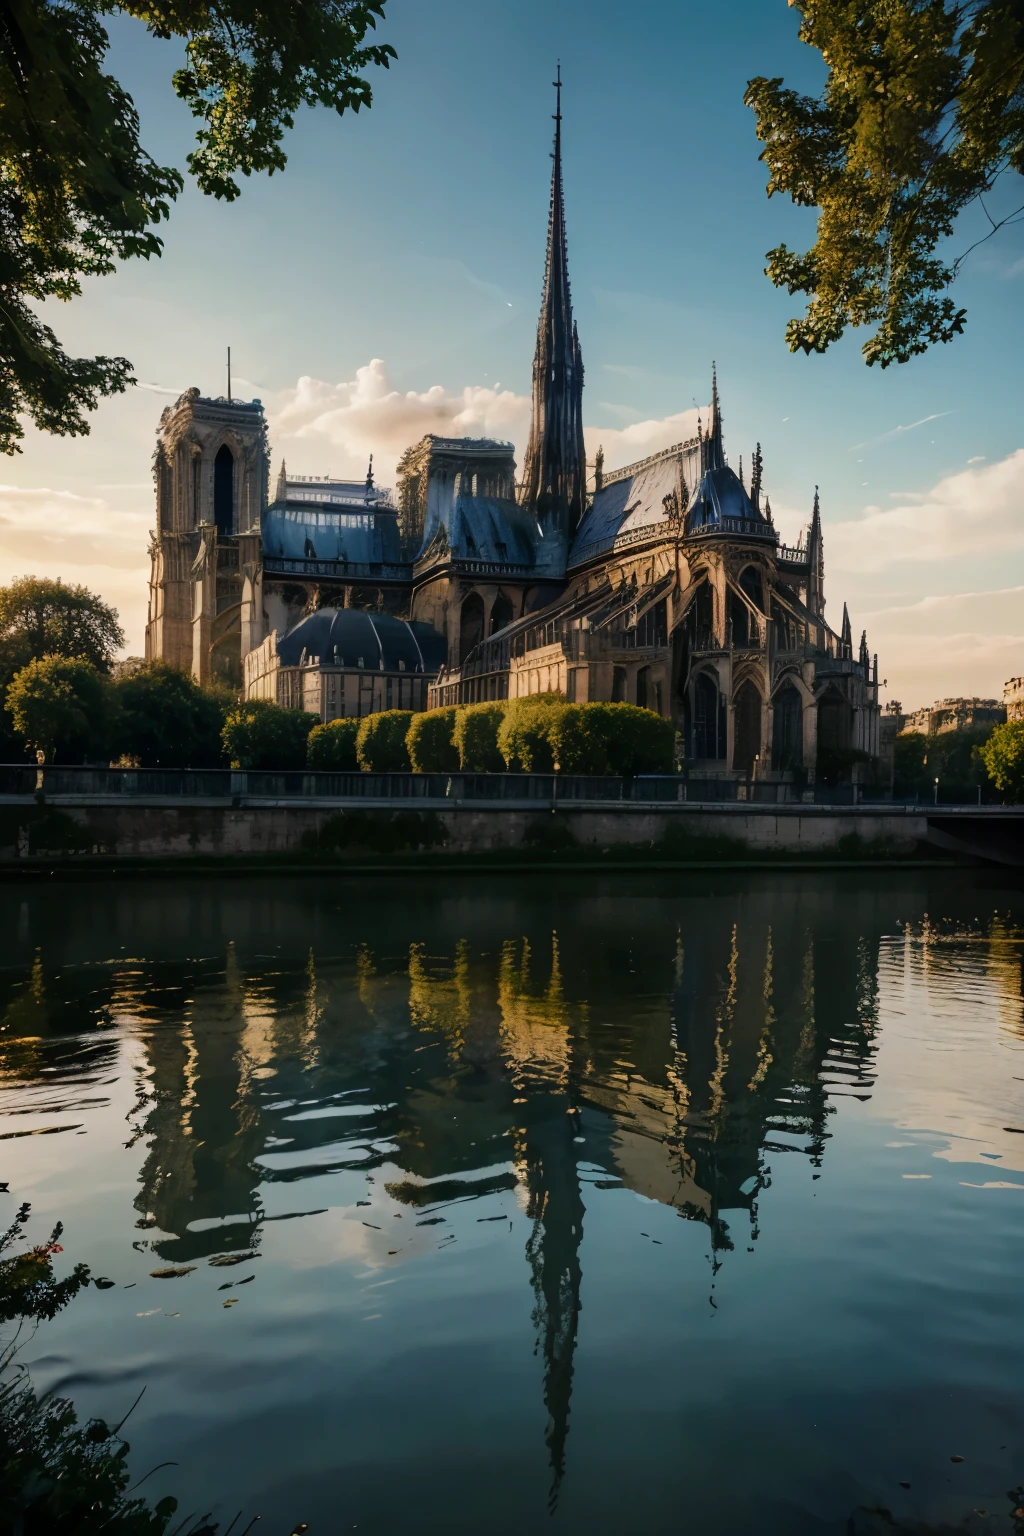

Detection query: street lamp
(934, 776), (939, 806)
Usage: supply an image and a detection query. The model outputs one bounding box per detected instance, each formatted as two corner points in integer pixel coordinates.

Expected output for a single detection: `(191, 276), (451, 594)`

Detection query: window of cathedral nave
(733, 681), (763, 775)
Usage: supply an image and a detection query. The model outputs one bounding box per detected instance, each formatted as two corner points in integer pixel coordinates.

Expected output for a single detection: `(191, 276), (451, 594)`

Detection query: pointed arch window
(214, 445), (235, 536)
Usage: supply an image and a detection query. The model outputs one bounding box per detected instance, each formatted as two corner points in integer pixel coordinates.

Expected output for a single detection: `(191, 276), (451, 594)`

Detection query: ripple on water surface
(1, 871), (1023, 1536)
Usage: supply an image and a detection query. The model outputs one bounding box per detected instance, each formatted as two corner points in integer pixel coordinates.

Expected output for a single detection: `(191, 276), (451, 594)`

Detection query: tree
(0, 577), (124, 686)
(745, 2), (1024, 366)
(6, 655), (112, 761)
(498, 697), (562, 772)
(0, 0), (395, 451)
(356, 710), (413, 771)
(221, 699), (317, 770)
(980, 719), (1024, 800)
(453, 702), (507, 773)
(307, 716), (360, 771)
(406, 707), (459, 773)
(110, 661), (224, 767)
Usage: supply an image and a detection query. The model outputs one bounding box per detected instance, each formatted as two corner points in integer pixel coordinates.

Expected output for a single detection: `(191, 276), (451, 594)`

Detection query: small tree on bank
(453, 702), (507, 772)
(357, 710), (413, 771)
(111, 662), (225, 767)
(406, 706), (459, 773)
(6, 655), (112, 762)
(307, 716), (360, 771)
(980, 721), (1024, 803)
(222, 700), (318, 770)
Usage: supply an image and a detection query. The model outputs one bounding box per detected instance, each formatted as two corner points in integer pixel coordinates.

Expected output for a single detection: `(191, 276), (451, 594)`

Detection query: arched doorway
(692, 671), (726, 759)
(490, 591), (514, 634)
(214, 445), (235, 536)
(459, 592), (485, 664)
(733, 681), (762, 774)
(612, 666), (628, 703)
(771, 683), (803, 769)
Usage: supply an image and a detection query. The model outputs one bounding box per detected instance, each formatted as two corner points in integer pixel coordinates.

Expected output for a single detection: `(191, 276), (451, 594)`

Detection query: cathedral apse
(144, 76), (880, 788)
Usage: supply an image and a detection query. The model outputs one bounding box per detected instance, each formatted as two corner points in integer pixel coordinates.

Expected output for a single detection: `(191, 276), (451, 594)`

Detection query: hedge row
(225, 696), (675, 775)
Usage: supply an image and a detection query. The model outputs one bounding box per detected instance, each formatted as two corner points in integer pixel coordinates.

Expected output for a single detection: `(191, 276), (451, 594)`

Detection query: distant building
(901, 698), (1005, 735)
(1005, 677), (1024, 723)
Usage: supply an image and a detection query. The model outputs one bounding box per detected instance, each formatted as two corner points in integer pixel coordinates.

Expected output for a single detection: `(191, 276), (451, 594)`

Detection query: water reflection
(1, 873), (1023, 1518)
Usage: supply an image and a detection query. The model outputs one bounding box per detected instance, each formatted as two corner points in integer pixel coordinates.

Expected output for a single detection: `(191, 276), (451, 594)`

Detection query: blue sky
(3, 0), (1024, 706)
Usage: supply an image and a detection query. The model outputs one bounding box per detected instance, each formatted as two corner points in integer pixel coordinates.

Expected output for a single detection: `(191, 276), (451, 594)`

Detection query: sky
(3, 0), (1024, 709)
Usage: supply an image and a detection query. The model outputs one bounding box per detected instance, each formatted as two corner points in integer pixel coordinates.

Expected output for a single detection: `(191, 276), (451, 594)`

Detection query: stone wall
(0, 799), (935, 866)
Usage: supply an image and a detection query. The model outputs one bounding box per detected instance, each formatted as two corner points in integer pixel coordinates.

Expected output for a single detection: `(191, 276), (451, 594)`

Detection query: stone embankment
(0, 793), (975, 870)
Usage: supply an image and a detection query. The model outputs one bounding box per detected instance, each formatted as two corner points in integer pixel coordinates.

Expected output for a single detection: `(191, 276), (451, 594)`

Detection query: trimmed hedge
(222, 700), (319, 770)
(589, 702), (675, 775)
(453, 701), (507, 772)
(307, 716), (360, 771)
(357, 709), (413, 771)
(498, 697), (561, 772)
(407, 706), (459, 773)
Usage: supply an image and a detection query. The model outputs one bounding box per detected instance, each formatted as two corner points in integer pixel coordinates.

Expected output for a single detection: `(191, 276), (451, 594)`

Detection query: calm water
(3, 871), (1024, 1535)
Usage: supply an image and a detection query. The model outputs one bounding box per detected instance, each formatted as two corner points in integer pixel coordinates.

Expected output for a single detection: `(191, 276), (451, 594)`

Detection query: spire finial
(518, 65), (586, 534)
(365, 453), (374, 494)
(227, 345), (232, 403)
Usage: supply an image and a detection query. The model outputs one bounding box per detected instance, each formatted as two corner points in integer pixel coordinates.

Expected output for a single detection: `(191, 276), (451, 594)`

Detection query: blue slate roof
(686, 465), (771, 534)
(447, 495), (539, 565)
(570, 451), (681, 563)
(276, 609), (446, 673)
(262, 505), (403, 565)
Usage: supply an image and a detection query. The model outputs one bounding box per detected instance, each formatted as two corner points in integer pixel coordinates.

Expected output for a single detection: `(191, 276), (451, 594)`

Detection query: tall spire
(701, 362), (725, 474)
(840, 602), (852, 656)
(807, 486), (825, 619)
(519, 65), (586, 536)
(274, 458), (287, 504)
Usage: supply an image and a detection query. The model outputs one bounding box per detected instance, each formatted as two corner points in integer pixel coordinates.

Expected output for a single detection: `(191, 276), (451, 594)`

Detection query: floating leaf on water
(416, 1217), (445, 1226)
(150, 1266), (196, 1279)
(223, 1298), (238, 1308)
(208, 1252), (260, 1267)
(93, 1277), (116, 1289)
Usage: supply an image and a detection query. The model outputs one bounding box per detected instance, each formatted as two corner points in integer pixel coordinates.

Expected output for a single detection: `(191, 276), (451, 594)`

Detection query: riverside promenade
(0, 767), (1019, 869)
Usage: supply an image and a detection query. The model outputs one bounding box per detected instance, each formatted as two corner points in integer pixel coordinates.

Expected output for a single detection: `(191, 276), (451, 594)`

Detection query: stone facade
(901, 698), (1006, 735)
(1004, 678), (1024, 724)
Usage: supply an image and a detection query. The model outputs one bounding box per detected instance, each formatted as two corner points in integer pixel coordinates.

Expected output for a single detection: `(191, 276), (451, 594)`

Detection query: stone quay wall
(0, 796), (940, 867)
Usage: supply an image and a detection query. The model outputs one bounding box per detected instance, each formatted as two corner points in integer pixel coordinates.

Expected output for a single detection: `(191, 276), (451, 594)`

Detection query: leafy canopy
(979, 719), (1024, 800)
(0, 576), (124, 684)
(6, 654), (113, 761)
(0, 0), (394, 451)
(222, 698), (318, 770)
(745, 1), (1024, 366)
(111, 661), (225, 767)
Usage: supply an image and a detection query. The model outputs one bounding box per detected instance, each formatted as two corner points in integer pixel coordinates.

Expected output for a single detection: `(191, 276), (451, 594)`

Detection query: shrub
(588, 702), (675, 776)
(357, 709), (413, 771)
(406, 706), (459, 773)
(980, 721), (1024, 803)
(454, 701), (507, 772)
(498, 697), (563, 772)
(307, 716), (361, 771)
(110, 661), (225, 767)
(222, 699), (318, 769)
(896, 724), (997, 800)
(547, 703), (611, 774)
(6, 655), (113, 762)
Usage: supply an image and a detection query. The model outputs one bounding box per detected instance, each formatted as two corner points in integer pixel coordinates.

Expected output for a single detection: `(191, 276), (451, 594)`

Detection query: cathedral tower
(518, 68), (586, 538)
(146, 388), (268, 683)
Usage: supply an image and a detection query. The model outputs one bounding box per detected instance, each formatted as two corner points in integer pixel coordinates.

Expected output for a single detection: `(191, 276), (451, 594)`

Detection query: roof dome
(686, 464), (772, 535)
(277, 609), (446, 673)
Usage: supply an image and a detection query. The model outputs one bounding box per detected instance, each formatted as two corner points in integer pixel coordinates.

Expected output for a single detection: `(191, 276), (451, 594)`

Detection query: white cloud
(0, 485), (150, 653)
(270, 358), (706, 481)
(269, 360), (531, 482)
(855, 587), (1024, 707)
(825, 449), (1024, 573)
(848, 412), (953, 453)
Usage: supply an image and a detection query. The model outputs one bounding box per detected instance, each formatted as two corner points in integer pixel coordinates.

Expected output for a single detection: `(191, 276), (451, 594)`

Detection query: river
(2, 870), (1023, 1534)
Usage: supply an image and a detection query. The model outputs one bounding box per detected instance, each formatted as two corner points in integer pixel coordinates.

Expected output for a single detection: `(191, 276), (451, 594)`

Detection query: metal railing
(0, 764), (1008, 809)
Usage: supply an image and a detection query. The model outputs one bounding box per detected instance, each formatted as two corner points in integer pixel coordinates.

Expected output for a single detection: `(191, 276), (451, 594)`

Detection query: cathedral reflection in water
(7, 876), (983, 1496)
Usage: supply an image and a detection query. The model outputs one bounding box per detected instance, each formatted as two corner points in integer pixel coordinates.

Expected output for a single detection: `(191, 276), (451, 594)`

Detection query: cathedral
(145, 81), (880, 785)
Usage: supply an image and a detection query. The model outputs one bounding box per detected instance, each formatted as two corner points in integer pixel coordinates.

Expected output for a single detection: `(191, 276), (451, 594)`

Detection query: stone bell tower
(145, 388), (269, 686)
